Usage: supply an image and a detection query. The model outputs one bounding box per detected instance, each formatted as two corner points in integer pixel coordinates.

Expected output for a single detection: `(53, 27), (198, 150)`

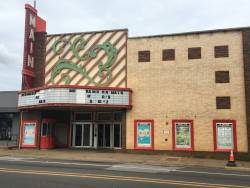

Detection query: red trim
(172, 120), (194, 151)
(22, 69), (35, 77)
(20, 120), (39, 148)
(134, 120), (154, 150)
(18, 103), (132, 110)
(213, 120), (237, 152)
(36, 16), (46, 32)
(18, 86), (132, 109)
(19, 85), (132, 93)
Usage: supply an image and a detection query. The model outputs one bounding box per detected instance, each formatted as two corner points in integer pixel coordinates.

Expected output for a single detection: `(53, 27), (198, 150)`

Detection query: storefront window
(173, 120), (194, 150)
(0, 115), (12, 140)
(134, 120), (154, 150)
(114, 112), (123, 121)
(213, 120), (236, 151)
(96, 112), (113, 121)
(75, 112), (92, 121)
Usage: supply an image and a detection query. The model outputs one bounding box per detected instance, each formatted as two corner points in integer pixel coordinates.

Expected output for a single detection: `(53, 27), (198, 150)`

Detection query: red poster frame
(134, 120), (154, 150)
(213, 120), (237, 152)
(172, 120), (194, 151)
(20, 120), (39, 148)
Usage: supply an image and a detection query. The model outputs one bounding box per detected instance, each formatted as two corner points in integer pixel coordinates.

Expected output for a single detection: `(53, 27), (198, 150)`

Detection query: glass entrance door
(114, 123), (121, 148)
(72, 123), (92, 147)
(97, 123), (121, 148)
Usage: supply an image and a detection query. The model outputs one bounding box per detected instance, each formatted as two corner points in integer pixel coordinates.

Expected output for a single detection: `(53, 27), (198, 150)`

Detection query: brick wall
(127, 31), (248, 152)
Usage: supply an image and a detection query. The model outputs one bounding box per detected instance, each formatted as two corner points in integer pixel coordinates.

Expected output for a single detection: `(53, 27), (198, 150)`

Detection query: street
(0, 156), (249, 188)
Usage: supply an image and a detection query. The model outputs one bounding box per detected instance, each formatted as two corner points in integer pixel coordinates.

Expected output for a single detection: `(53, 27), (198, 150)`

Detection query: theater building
(18, 4), (250, 153)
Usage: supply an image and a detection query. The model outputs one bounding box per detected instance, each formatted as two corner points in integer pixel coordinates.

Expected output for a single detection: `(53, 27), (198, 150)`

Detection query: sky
(0, 0), (250, 91)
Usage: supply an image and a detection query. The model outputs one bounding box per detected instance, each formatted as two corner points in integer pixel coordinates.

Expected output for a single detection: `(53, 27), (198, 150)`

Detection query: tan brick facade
(126, 31), (248, 152)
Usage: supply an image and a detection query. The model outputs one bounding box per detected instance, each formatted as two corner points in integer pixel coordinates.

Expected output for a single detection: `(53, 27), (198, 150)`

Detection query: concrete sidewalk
(0, 148), (250, 170)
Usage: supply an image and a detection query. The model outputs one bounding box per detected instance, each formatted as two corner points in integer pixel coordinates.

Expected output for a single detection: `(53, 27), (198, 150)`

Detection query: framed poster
(172, 120), (194, 150)
(134, 120), (154, 150)
(21, 120), (38, 148)
(213, 120), (237, 152)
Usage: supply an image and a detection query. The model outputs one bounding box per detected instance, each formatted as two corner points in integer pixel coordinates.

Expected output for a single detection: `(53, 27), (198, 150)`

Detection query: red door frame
(40, 118), (56, 149)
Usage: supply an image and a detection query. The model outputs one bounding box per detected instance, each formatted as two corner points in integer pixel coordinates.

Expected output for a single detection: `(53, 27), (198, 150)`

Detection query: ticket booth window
(40, 119), (55, 149)
(41, 123), (48, 136)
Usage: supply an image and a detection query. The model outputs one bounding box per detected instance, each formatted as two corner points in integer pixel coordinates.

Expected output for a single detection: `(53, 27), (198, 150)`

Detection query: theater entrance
(72, 122), (121, 149)
(71, 111), (123, 149)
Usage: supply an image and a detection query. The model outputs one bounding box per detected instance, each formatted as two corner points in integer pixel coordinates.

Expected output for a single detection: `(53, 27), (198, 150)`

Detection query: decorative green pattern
(50, 36), (118, 86)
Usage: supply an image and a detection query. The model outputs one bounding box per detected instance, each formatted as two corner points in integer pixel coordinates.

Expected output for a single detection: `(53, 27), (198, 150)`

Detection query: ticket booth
(40, 119), (55, 149)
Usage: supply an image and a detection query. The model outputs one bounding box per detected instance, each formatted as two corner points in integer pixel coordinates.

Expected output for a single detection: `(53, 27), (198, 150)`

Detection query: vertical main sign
(22, 4), (46, 90)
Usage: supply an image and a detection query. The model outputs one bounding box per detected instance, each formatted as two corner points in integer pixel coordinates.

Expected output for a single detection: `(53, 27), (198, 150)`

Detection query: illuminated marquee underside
(18, 87), (132, 109)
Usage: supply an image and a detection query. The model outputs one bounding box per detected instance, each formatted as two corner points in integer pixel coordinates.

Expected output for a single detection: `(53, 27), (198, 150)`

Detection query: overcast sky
(0, 0), (250, 91)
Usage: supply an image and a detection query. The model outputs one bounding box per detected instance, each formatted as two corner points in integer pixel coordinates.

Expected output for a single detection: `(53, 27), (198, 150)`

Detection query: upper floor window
(74, 112), (92, 121)
(162, 49), (175, 61)
(138, 50), (150, 62)
(216, 96), (231, 109)
(188, 47), (201, 59)
(215, 71), (230, 83)
(214, 45), (229, 58)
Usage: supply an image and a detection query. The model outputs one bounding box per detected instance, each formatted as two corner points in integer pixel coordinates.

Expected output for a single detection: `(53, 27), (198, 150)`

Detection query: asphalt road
(0, 156), (249, 188)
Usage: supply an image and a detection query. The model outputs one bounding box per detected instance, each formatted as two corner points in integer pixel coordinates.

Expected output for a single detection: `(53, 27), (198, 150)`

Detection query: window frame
(216, 96), (231, 109)
(213, 120), (237, 152)
(215, 71), (230, 83)
(96, 112), (113, 121)
(138, 50), (150, 62)
(74, 112), (92, 122)
(188, 47), (201, 60)
(172, 120), (194, 151)
(214, 45), (229, 58)
(162, 49), (175, 61)
(134, 120), (154, 150)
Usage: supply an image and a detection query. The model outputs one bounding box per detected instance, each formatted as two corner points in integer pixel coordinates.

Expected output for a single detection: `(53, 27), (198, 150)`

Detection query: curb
(225, 166), (250, 171)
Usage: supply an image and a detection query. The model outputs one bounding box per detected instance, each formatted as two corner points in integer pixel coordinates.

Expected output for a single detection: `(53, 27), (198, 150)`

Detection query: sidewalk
(0, 148), (250, 170)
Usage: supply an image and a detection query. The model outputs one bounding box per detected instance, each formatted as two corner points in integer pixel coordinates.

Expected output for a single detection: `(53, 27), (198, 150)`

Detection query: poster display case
(213, 120), (237, 152)
(20, 120), (39, 148)
(134, 120), (154, 150)
(172, 120), (194, 150)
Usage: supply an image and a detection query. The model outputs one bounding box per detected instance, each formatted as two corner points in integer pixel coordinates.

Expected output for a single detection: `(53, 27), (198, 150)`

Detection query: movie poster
(23, 123), (36, 145)
(175, 123), (191, 148)
(137, 122), (151, 147)
(216, 123), (233, 149)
